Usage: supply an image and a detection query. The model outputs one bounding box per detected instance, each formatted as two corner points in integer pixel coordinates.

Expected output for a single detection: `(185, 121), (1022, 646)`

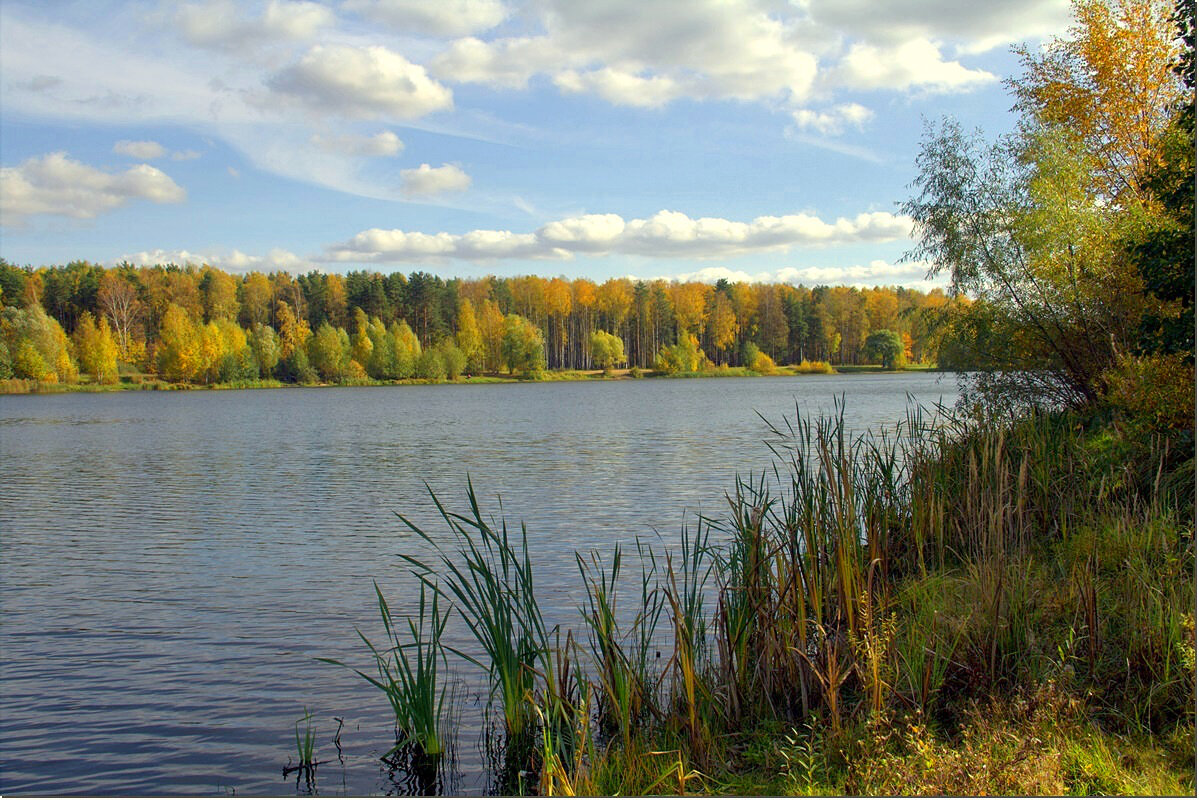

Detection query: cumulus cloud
(774, 259), (939, 286)
(425, 0), (1037, 107)
(659, 266), (771, 284)
(400, 163), (471, 196)
(121, 247), (303, 272)
(554, 68), (681, 108)
(0, 1), (1072, 210)
(537, 213), (626, 252)
(617, 210), (908, 258)
(113, 139), (167, 159)
(834, 39), (995, 92)
(430, 0), (820, 105)
(431, 36), (564, 89)
(662, 260), (944, 289)
(176, 0), (334, 50)
(1, 152), (186, 224)
(791, 103), (873, 135)
(805, 0), (1071, 54)
(343, 0), (509, 36)
(267, 44), (453, 119)
(310, 130), (404, 156)
(323, 208), (911, 263)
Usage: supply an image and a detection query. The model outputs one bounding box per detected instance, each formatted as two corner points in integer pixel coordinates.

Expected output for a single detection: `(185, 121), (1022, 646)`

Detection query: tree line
(0, 260), (964, 385)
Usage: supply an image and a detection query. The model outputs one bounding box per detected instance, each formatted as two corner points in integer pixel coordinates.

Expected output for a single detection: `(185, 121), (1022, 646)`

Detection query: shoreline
(0, 363), (939, 396)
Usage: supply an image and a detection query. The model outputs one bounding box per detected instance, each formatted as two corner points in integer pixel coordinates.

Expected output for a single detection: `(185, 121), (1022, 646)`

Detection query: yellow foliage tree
(351, 308), (373, 367)
(1012, 0), (1184, 205)
(275, 301), (311, 359)
(479, 299), (505, 372)
(708, 293), (738, 361)
(97, 271), (144, 364)
(73, 311), (119, 383)
(240, 272), (273, 326)
(201, 266), (240, 322)
(157, 303), (201, 381)
(456, 298), (484, 372)
(670, 282), (710, 335)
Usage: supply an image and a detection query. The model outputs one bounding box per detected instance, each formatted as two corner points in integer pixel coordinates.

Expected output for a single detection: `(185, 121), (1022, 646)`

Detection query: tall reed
(577, 541), (664, 747)
(399, 481), (552, 742)
(335, 397), (1193, 793)
(664, 519), (715, 758)
(322, 581), (453, 760)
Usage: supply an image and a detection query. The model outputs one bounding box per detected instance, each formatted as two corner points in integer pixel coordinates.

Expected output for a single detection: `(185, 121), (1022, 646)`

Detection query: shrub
(415, 349), (447, 381)
(436, 341), (467, 380)
(795, 359), (835, 374)
(749, 351), (777, 374)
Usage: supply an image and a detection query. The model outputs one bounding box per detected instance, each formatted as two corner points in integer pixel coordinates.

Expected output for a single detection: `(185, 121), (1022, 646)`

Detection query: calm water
(1, 373), (956, 796)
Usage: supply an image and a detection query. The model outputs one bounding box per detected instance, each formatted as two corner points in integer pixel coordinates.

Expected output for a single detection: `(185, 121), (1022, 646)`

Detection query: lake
(0, 372), (957, 795)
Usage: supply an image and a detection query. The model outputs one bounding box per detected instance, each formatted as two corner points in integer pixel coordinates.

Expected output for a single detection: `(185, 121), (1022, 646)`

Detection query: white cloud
(554, 68), (681, 108)
(400, 163), (472, 196)
(113, 139), (167, 160)
(791, 103), (873, 135)
(662, 266), (771, 284)
(260, 0), (336, 39)
(0, 1), (1072, 212)
(120, 247), (303, 272)
(426, 0), (1041, 107)
(805, 0), (1072, 54)
(323, 208), (911, 263)
(432, 36), (563, 89)
(1, 152), (186, 224)
(430, 0), (820, 105)
(537, 213), (626, 252)
(176, 0), (334, 50)
(267, 44), (453, 119)
(618, 210), (909, 258)
(834, 39), (995, 92)
(343, 0), (509, 36)
(310, 130), (405, 156)
(115, 141), (205, 162)
(329, 228), (457, 260)
(774, 259), (938, 286)
(454, 230), (548, 259)
(1, 15), (438, 201)
(662, 260), (945, 289)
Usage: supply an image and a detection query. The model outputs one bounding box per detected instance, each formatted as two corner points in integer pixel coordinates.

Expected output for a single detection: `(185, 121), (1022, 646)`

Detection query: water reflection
(381, 746), (457, 796)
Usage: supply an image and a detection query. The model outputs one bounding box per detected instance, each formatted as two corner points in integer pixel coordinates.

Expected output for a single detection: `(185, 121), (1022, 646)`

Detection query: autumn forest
(0, 260), (957, 388)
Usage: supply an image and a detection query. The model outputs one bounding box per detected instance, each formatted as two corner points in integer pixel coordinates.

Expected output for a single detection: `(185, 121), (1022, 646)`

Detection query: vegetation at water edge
(324, 0), (1196, 794)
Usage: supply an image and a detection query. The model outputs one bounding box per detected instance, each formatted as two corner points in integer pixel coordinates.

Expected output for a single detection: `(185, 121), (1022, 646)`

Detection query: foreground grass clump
(342, 393), (1194, 795)
(707, 686), (1191, 797)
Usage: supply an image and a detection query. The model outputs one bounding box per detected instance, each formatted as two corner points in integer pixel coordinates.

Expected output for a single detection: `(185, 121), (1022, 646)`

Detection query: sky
(0, 0), (1074, 287)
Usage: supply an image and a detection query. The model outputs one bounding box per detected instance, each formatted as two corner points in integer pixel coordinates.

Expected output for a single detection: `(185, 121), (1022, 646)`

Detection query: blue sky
(0, 0), (1072, 287)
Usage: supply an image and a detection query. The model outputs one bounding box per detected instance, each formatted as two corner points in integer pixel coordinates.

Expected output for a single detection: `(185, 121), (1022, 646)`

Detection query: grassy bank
(335, 393), (1194, 795)
(0, 359), (882, 394)
(832, 362), (938, 374)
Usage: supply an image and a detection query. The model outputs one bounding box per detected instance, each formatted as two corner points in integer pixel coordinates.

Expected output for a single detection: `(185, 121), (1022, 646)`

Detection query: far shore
(0, 363), (939, 396)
